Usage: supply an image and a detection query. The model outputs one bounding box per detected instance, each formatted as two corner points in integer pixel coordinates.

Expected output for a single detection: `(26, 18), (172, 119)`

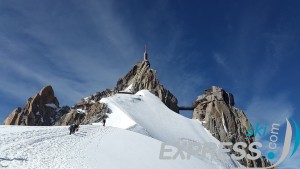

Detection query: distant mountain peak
(4, 85), (69, 125)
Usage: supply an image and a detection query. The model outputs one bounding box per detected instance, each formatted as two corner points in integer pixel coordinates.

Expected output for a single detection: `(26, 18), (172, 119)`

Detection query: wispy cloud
(245, 94), (294, 126)
(0, 1), (142, 120)
(213, 52), (227, 68)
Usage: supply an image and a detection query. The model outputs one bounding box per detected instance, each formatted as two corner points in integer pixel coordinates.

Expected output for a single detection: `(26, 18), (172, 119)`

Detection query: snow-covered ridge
(101, 90), (220, 145)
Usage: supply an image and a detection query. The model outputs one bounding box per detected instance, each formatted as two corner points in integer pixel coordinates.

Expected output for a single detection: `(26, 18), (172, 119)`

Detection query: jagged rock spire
(3, 85), (69, 126)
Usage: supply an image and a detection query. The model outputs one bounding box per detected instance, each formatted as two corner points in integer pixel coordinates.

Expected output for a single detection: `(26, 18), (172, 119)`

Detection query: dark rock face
(81, 102), (108, 124)
(4, 107), (22, 125)
(56, 101), (109, 126)
(55, 109), (85, 126)
(90, 89), (115, 102)
(193, 86), (276, 168)
(4, 85), (69, 126)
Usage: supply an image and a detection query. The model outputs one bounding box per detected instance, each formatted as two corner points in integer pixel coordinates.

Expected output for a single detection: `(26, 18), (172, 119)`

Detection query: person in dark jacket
(69, 121), (80, 135)
(102, 118), (106, 127)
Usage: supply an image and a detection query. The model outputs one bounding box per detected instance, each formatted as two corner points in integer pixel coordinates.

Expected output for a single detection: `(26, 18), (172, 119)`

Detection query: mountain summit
(115, 60), (179, 112)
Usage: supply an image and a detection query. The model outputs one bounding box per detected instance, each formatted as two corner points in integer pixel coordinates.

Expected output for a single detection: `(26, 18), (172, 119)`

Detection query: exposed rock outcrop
(56, 102), (109, 125)
(81, 102), (108, 124)
(193, 86), (275, 168)
(4, 85), (69, 126)
(115, 61), (178, 112)
(55, 109), (85, 126)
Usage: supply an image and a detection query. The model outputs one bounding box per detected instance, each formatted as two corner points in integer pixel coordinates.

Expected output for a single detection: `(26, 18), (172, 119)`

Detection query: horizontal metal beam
(178, 106), (194, 110)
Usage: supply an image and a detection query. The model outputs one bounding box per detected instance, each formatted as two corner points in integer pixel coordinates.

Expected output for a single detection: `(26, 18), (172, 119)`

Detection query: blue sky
(0, 0), (299, 167)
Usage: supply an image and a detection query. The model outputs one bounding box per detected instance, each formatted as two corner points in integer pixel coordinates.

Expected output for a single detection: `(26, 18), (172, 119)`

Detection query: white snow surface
(222, 112), (228, 133)
(76, 108), (87, 114)
(0, 90), (241, 169)
(45, 103), (57, 109)
(124, 84), (133, 92)
(95, 100), (136, 129)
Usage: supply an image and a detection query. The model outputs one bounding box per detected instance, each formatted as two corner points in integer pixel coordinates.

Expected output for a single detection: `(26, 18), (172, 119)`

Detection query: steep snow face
(95, 101), (136, 129)
(101, 90), (219, 145)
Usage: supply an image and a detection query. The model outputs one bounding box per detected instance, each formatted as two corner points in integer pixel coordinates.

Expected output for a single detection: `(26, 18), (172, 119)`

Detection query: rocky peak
(4, 85), (68, 126)
(39, 86), (59, 106)
(193, 86), (248, 142)
(115, 61), (152, 92)
(115, 61), (179, 112)
(193, 86), (274, 168)
(196, 86), (235, 107)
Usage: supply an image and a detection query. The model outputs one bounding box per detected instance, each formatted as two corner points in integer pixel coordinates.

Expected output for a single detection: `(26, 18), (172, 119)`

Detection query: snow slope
(0, 90), (241, 169)
(100, 90), (240, 168)
(0, 125), (226, 169)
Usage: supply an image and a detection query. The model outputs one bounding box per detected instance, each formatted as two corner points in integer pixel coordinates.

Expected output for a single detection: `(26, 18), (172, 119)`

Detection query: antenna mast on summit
(144, 44), (148, 61)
